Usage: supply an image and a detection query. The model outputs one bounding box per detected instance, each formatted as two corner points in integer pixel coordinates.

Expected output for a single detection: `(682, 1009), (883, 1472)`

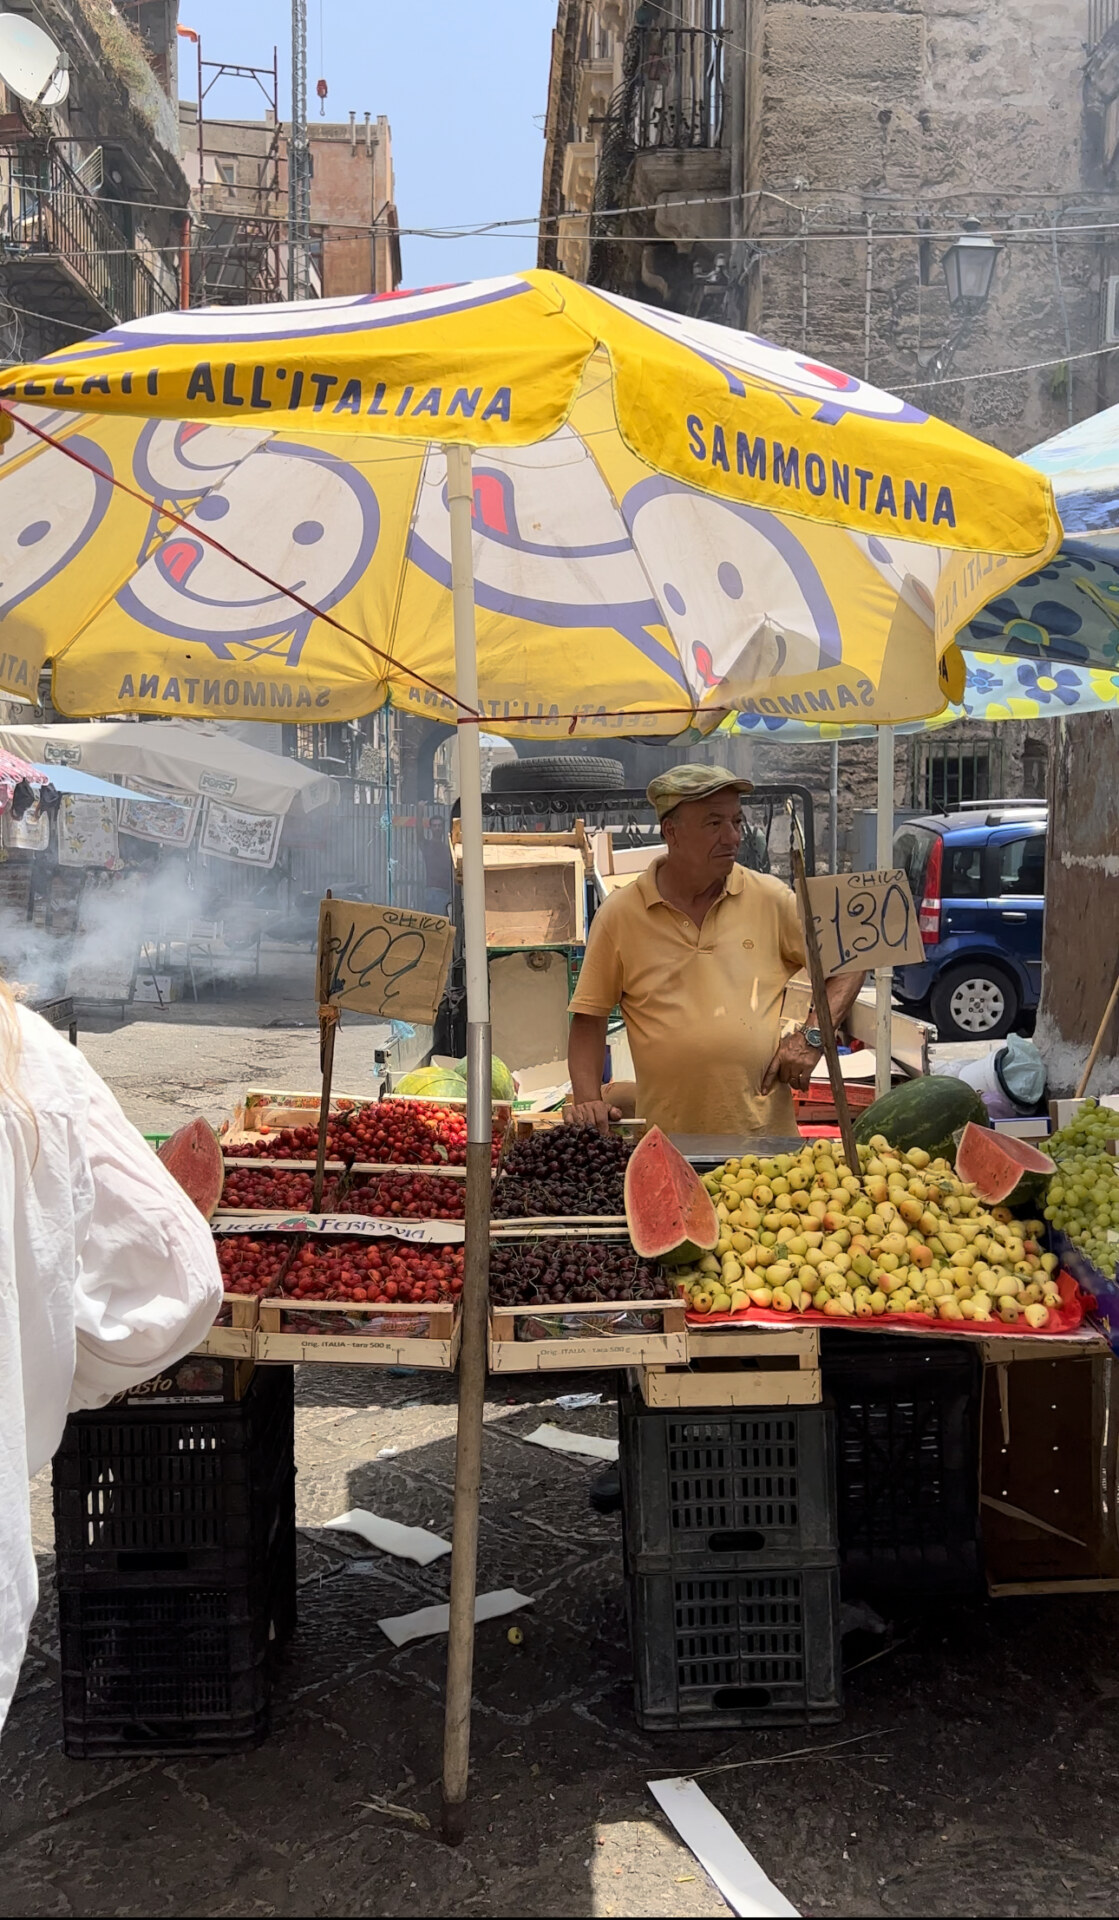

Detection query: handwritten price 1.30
(804, 868), (924, 977)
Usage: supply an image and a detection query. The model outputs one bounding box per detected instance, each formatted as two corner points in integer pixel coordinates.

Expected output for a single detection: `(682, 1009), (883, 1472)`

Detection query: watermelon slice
(157, 1118), (224, 1220)
(955, 1121), (1055, 1207)
(624, 1125), (719, 1266)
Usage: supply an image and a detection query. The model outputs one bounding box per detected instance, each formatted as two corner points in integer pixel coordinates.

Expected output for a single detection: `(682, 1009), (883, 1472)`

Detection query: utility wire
(1, 278), (1111, 402)
(896, 339), (1119, 391)
(12, 173), (1119, 239)
(11, 213), (1119, 255)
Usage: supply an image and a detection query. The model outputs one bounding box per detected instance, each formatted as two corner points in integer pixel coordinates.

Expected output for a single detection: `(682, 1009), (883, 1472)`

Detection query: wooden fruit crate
(489, 1217), (628, 1238)
(488, 1300), (686, 1373)
(193, 1293), (259, 1360)
(641, 1325), (821, 1408)
(213, 1210), (465, 1243)
(256, 1297), (460, 1369)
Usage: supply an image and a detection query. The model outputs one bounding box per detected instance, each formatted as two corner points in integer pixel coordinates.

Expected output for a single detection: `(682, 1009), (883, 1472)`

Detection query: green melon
(853, 1075), (989, 1163)
(394, 1067), (468, 1100)
(456, 1054), (516, 1103)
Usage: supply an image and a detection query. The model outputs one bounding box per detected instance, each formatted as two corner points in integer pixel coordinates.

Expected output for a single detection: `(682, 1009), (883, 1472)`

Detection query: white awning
(0, 720), (337, 819)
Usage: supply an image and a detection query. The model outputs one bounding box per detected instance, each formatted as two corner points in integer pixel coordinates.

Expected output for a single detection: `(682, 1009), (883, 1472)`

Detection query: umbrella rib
(4, 406), (477, 720)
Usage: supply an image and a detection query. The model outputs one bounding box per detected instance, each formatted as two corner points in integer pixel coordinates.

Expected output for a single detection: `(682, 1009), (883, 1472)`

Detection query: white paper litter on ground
(323, 1509), (451, 1566)
(556, 1392), (603, 1411)
(524, 1423), (619, 1462)
(375, 1446), (400, 1459)
(648, 1777), (800, 1919)
(377, 1588), (534, 1648)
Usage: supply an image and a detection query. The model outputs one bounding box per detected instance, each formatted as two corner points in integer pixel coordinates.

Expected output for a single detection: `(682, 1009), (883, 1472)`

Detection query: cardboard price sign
(803, 868), (925, 977)
(318, 900), (454, 1022)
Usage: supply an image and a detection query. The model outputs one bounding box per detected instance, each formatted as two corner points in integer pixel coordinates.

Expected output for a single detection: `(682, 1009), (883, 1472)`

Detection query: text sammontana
(686, 415), (957, 526)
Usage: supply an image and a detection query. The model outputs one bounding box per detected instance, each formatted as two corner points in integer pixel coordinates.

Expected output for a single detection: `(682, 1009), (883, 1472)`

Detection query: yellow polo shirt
(569, 861), (806, 1139)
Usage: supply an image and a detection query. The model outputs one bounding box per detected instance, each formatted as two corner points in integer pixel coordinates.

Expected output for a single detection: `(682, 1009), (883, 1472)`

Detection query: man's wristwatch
(802, 1024), (824, 1051)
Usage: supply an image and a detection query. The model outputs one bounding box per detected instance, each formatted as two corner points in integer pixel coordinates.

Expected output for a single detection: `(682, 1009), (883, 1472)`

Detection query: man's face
(663, 788), (744, 879)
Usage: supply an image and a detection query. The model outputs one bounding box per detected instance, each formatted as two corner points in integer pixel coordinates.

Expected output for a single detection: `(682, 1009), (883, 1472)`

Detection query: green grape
(1042, 1104), (1119, 1277)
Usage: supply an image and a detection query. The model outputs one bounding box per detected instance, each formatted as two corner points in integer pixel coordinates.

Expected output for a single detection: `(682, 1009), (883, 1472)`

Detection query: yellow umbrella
(0, 275), (1062, 1835)
(0, 274), (1056, 732)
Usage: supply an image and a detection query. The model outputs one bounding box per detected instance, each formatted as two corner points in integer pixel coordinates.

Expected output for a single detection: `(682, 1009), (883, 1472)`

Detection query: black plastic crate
(628, 1564), (842, 1730)
(58, 1512), (297, 1759)
(53, 1367), (294, 1584)
(59, 1584), (272, 1758)
(821, 1333), (982, 1598)
(619, 1387), (836, 1570)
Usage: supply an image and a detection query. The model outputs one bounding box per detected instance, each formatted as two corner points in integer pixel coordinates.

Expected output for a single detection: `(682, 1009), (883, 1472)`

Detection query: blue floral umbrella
(960, 402), (1119, 676)
(722, 653), (1119, 743)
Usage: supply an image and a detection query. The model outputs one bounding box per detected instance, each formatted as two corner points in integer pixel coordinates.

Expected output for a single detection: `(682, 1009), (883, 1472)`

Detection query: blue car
(892, 805), (1047, 1042)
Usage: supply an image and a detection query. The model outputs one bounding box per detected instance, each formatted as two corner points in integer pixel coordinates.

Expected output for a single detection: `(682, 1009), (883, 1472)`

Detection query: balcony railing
(0, 144), (172, 325)
(629, 24), (725, 152)
(1090, 0), (1119, 48)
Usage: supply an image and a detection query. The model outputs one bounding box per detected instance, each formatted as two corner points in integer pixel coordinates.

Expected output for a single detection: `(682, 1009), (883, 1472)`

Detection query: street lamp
(919, 216), (1003, 382)
(941, 216), (1003, 312)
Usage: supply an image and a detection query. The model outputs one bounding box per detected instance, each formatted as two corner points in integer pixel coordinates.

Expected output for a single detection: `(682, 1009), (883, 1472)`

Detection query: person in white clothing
(0, 982), (223, 1733)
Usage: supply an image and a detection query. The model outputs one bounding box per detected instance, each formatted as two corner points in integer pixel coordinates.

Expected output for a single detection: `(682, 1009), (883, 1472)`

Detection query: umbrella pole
(875, 725), (895, 1098)
(441, 441), (491, 1847)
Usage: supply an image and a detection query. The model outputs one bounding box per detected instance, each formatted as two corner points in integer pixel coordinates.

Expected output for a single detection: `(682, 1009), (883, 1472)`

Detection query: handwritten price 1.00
(318, 901), (455, 1022)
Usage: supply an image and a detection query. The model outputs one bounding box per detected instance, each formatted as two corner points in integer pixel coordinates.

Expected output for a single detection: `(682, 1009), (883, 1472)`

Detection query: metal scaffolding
(192, 42), (284, 307)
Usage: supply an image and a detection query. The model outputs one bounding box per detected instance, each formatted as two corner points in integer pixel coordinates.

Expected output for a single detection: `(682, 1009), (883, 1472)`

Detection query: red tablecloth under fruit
(684, 1270), (1091, 1338)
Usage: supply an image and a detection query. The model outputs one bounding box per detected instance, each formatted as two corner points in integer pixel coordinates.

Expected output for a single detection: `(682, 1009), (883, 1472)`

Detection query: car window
(894, 826), (935, 897)
(942, 844), (986, 897)
(996, 835), (1046, 895)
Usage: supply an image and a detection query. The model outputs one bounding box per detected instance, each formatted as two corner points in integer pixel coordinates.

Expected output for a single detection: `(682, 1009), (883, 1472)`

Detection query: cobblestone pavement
(2, 1014), (1118, 1917)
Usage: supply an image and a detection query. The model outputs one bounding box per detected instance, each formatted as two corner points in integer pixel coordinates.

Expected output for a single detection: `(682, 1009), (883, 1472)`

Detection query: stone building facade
(0, 0), (189, 364)
(539, 0), (1119, 857)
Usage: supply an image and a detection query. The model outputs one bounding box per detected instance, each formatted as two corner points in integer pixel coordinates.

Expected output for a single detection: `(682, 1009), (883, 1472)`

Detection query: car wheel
(929, 963), (1019, 1043)
(488, 755), (626, 793)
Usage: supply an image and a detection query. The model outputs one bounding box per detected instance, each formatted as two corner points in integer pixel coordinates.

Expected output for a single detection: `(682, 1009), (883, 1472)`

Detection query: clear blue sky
(179, 0), (559, 284)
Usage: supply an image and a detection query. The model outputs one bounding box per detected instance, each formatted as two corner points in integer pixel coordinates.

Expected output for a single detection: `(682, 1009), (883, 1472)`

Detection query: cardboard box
(132, 974), (176, 1005)
(991, 1117), (1052, 1140)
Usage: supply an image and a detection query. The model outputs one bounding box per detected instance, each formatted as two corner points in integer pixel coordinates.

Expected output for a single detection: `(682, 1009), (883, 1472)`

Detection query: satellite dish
(0, 13), (70, 108)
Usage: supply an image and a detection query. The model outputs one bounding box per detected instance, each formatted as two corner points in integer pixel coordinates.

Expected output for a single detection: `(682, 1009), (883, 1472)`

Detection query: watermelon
(456, 1054), (516, 1103)
(157, 1118), (224, 1220)
(853, 1075), (989, 1163)
(394, 1067), (468, 1099)
(624, 1125), (719, 1267)
(956, 1121), (1055, 1207)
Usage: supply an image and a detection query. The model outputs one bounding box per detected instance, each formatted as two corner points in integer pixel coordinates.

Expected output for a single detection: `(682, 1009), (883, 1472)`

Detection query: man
(566, 764), (865, 1138)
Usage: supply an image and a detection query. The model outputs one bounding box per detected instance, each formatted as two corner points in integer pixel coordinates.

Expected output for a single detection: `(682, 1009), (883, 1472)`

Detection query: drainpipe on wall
(179, 213), (191, 307)
(726, 0), (747, 327)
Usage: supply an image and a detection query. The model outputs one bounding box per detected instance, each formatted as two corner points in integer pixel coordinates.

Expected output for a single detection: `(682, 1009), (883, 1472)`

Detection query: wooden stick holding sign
(313, 891), (338, 1213)
(788, 820), (861, 1174)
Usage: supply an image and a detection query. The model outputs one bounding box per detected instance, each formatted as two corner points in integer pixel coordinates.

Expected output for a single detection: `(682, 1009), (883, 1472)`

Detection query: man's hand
(761, 1029), (823, 1096)
(564, 1099), (622, 1135)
